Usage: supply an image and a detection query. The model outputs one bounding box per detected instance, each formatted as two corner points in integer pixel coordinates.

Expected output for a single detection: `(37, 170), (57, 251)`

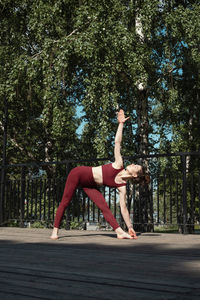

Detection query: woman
(51, 109), (150, 240)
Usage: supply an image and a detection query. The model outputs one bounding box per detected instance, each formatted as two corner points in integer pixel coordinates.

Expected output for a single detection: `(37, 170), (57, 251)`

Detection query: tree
(0, 0), (81, 175)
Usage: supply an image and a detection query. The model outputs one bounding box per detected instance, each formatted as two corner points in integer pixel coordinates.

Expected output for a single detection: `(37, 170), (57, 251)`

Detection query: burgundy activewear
(102, 163), (127, 187)
(54, 164), (126, 229)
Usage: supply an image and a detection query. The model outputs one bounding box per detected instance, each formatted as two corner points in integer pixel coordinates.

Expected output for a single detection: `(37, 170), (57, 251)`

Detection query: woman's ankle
(50, 227), (59, 239)
(115, 227), (124, 234)
(51, 227), (59, 235)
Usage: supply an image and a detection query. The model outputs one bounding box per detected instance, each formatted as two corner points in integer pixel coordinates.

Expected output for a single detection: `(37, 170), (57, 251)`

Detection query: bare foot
(115, 227), (134, 239)
(50, 235), (58, 240)
(50, 227), (59, 240)
(117, 232), (134, 239)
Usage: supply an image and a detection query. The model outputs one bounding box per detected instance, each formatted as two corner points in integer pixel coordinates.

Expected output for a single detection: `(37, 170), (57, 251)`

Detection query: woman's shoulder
(112, 161), (124, 170)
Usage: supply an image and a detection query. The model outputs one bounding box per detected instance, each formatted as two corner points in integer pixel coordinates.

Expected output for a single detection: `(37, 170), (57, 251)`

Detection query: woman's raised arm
(113, 110), (129, 168)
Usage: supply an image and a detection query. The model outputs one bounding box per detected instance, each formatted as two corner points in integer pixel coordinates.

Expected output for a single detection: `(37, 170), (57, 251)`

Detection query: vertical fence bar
(9, 180), (13, 220)
(10, 181), (14, 220)
(72, 190), (75, 222)
(163, 174), (166, 224)
(43, 179), (46, 221)
(176, 174), (179, 226)
(190, 173), (194, 231)
(169, 177), (172, 224)
(92, 192), (95, 222)
(133, 184), (136, 225)
(34, 179), (38, 221)
(75, 189), (78, 222)
(17, 180), (20, 219)
(157, 175), (160, 224)
(127, 182), (131, 212)
(78, 189), (81, 223)
(103, 187), (106, 225)
(53, 178), (57, 223)
(52, 178), (56, 223)
(39, 180), (43, 221)
(65, 162), (71, 230)
(47, 178), (51, 223)
(114, 188), (117, 219)
(138, 186), (141, 226)
(5, 180), (9, 221)
(87, 197), (90, 223)
(130, 187), (133, 225)
(150, 178), (154, 226)
(26, 179), (30, 221)
(108, 188), (111, 208)
(30, 179), (33, 219)
(182, 154), (187, 234)
(13, 180), (16, 219)
(97, 204), (100, 224)
(20, 167), (26, 228)
(83, 192), (86, 223)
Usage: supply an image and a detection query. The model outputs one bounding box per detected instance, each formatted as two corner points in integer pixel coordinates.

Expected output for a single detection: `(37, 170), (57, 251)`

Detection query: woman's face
(126, 164), (143, 178)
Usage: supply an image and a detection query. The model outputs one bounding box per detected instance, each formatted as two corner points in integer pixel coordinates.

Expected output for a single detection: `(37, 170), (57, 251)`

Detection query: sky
(76, 105), (86, 136)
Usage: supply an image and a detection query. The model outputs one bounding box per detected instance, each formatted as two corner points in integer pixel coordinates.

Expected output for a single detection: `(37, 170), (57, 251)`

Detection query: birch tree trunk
(185, 111), (195, 233)
(133, 14), (153, 232)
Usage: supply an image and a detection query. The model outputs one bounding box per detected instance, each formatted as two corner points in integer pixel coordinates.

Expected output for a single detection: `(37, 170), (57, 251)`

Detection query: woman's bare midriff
(92, 166), (103, 185)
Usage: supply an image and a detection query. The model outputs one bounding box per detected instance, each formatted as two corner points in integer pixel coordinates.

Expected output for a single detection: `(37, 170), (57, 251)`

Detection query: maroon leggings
(54, 166), (120, 230)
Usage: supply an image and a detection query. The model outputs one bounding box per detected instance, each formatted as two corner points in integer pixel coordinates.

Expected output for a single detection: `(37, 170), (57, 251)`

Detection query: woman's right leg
(51, 166), (94, 239)
(51, 168), (80, 239)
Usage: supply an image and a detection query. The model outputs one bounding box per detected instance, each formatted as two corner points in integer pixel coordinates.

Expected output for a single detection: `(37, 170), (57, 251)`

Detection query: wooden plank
(0, 228), (200, 299)
(0, 266), (199, 300)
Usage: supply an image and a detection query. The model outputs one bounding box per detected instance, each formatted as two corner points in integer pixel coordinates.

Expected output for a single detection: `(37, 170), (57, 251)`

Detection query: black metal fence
(1, 152), (200, 233)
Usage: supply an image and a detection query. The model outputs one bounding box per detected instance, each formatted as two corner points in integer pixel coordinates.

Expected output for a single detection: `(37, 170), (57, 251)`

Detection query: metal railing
(1, 152), (200, 233)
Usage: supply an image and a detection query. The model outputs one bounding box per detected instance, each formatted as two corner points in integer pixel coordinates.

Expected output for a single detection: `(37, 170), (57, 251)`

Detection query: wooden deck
(0, 228), (200, 300)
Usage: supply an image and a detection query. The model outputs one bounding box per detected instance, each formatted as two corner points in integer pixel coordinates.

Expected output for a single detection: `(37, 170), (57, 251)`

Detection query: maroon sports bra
(102, 163), (127, 188)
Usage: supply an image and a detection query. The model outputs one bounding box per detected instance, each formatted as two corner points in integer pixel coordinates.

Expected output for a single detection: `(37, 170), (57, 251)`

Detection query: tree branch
(0, 121), (35, 161)
(31, 28), (78, 59)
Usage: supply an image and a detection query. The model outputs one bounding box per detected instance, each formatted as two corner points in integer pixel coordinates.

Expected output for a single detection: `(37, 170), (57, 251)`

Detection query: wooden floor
(0, 228), (200, 300)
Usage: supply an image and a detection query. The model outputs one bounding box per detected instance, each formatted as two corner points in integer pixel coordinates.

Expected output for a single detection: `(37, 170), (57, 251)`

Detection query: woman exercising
(51, 109), (150, 240)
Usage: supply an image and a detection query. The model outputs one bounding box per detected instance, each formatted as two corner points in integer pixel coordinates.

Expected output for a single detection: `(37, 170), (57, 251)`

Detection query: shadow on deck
(0, 228), (200, 300)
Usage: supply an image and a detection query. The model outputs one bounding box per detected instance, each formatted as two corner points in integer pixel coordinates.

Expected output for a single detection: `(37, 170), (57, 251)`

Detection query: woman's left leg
(83, 187), (135, 239)
(83, 187), (120, 230)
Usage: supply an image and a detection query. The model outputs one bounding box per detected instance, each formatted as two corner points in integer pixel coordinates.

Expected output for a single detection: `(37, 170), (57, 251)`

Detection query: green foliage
(154, 1), (200, 153)
(0, 0), (81, 169)
(0, 0), (199, 167)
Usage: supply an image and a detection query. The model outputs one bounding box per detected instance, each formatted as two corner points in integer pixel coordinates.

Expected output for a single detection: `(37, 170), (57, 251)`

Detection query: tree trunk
(134, 90), (153, 232)
(131, 13), (153, 232)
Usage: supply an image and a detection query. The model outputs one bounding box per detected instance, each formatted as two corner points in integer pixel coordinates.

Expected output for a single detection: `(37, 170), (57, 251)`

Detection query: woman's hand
(117, 109), (130, 123)
(128, 227), (138, 239)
